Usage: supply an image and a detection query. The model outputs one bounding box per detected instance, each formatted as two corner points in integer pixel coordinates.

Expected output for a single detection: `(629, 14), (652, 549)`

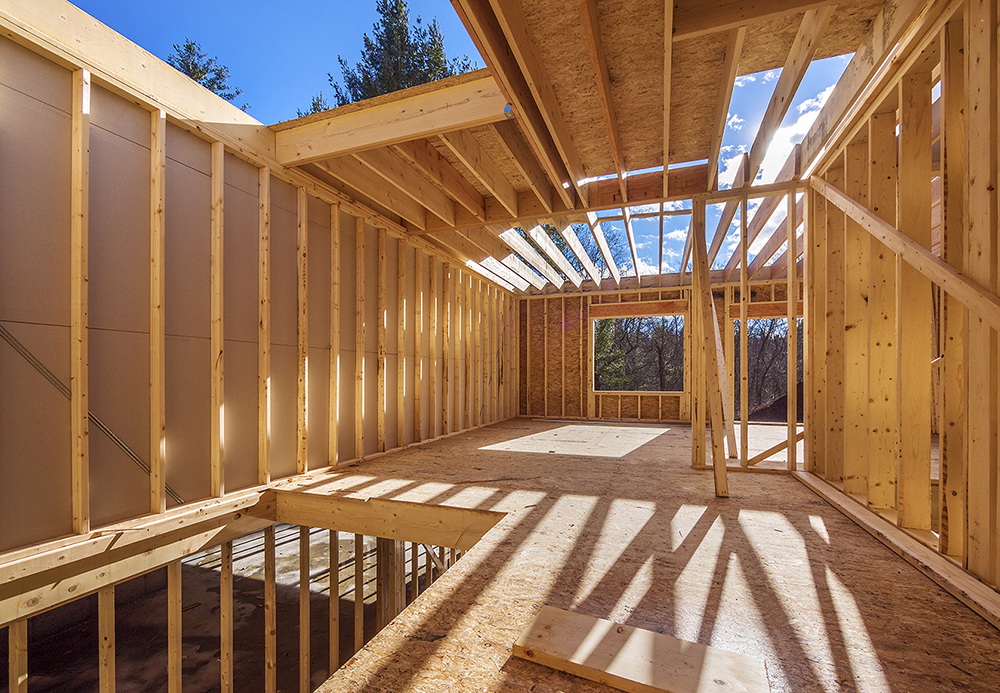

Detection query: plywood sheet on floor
(295, 419), (1000, 693)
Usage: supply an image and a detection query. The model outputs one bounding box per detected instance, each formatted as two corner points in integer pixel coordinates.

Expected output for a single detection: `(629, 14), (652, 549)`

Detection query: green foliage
(297, 91), (331, 117)
(329, 0), (475, 106)
(593, 316), (684, 392)
(166, 38), (248, 110)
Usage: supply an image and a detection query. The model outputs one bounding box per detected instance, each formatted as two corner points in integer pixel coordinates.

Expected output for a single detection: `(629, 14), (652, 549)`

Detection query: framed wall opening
(593, 315), (684, 393)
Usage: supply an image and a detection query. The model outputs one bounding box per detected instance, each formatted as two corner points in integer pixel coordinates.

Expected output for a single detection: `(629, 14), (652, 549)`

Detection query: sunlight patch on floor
(479, 424), (670, 458)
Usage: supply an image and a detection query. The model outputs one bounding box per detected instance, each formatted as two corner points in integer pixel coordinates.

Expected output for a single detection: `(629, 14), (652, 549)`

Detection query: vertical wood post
(377, 229), (387, 452)
(824, 164), (846, 485)
(297, 189), (309, 474)
(398, 241), (406, 446)
(98, 585), (115, 693)
(71, 68), (91, 534)
(739, 194), (749, 466)
(329, 530), (340, 672)
(150, 109), (167, 513)
(787, 191), (799, 470)
(354, 534), (364, 651)
(210, 142), (225, 497)
(220, 542), (233, 693)
(442, 262), (450, 435)
(355, 218), (366, 460)
(8, 619), (27, 693)
(167, 560), (182, 693)
(258, 168), (272, 484)
(429, 258), (438, 437)
(329, 205), (340, 466)
(264, 526), (277, 693)
(414, 252), (423, 442)
(299, 527), (310, 693)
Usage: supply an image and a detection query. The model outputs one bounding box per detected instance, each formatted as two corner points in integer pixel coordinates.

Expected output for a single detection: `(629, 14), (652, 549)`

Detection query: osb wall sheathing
(545, 298), (563, 416)
(564, 296), (584, 418)
(526, 299), (546, 415)
(640, 395), (660, 420)
(519, 298), (528, 414)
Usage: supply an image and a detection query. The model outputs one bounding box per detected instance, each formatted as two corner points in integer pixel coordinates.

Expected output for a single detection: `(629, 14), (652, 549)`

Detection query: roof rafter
(747, 198), (804, 278)
(706, 7), (833, 266)
(673, 0), (837, 40)
(586, 212), (622, 287)
(500, 253), (547, 290)
(314, 158), (428, 230)
(498, 228), (566, 288)
(707, 27), (746, 191)
(353, 147), (457, 226)
(439, 129), (519, 217)
(485, 0), (590, 207)
(276, 75), (507, 166)
(527, 224), (583, 288)
(579, 0), (628, 202)
(663, 0), (674, 198)
(491, 120), (554, 213)
(453, 0), (577, 210)
(553, 216), (602, 285)
(393, 139), (486, 221)
(623, 207), (642, 281)
(480, 256), (531, 291)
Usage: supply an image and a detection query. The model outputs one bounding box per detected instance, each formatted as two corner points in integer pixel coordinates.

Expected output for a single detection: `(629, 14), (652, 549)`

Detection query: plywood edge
(792, 471), (1000, 633)
(513, 605), (769, 693)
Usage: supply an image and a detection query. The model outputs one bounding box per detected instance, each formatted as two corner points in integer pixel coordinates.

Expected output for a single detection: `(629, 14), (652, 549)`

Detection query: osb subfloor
(297, 418), (1000, 693)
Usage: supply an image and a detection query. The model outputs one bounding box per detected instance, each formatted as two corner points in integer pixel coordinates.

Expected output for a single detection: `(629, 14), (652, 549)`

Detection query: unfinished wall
(0, 32), (518, 555)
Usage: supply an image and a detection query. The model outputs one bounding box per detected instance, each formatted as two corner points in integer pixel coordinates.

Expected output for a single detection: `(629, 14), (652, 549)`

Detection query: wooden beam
(707, 28), (746, 189)
(707, 153), (747, 266)
(329, 530), (339, 670)
(377, 229), (387, 452)
(394, 139), (486, 220)
(481, 257), (531, 292)
(843, 139), (869, 495)
(728, 300), (804, 319)
(97, 586), (115, 693)
(673, 0), (836, 39)
(220, 542), (233, 693)
(353, 533), (364, 652)
(499, 229), (564, 287)
(514, 605), (768, 693)
(528, 224), (583, 287)
(167, 560), (182, 693)
(440, 129), (518, 217)
(442, 263), (451, 435)
(330, 204), (341, 466)
(398, 241), (407, 446)
(414, 252), (423, 442)
(264, 526), (277, 693)
(8, 618), (26, 693)
(865, 111), (897, 509)
(746, 199), (804, 279)
(297, 188), (309, 475)
(824, 165), (846, 485)
(938, 16), (965, 558)
(299, 527), (310, 693)
(692, 200), (730, 497)
(150, 108), (167, 514)
(430, 258), (439, 437)
(740, 192), (749, 466)
(317, 157), (427, 230)
(491, 120), (554, 212)
(586, 213), (622, 286)
(553, 217), (602, 285)
(623, 208), (643, 281)
(663, 0), (673, 197)
(354, 147), (457, 226)
(578, 0), (628, 201)
(589, 300), (688, 319)
(356, 216), (366, 460)
(964, 0), (998, 583)
(210, 142), (225, 498)
(500, 253), (547, 290)
(71, 68), (90, 535)
(275, 490), (503, 551)
(276, 75), (508, 165)
(259, 168), (272, 484)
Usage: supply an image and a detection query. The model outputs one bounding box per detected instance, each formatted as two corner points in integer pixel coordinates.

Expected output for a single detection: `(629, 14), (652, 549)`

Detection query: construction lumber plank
(514, 605), (769, 693)
(843, 139), (869, 495)
(501, 253), (546, 290)
(264, 526), (277, 693)
(938, 16), (965, 557)
(150, 108), (167, 513)
(354, 533), (364, 652)
(430, 258), (439, 437)
(442, 262), (451, 435)
(964, 0), (998, 583)
(276, 76), (507, 165)
(692, 201), (729, 496)
(747, 201), (804, 279)
(355, 147), (456, 226)
(378, 230), (387, 451)
(491, 120), (554, 212)
(8, 618), (26, 693)
(211, 141), (225, 497)
(553, 217), (601, 285)
(299, 527), (310, 693)
(786, 191), (799, 470)
(414, 251), (424, 442)
(825, 164), (847, 485)
(98, 585), (115, 693)
(707, 28), (746, 189)
(740, 193), (749, 466)
(318, 157), (427, 230)
(275, 491), (503, 552)
(440, 129), (518, 217)
(356, 216), (366, 459)
(71, 67), (90, 534)
(221, 541), (233, 693)
(394, 139), (486, 220)
(527, 224), (582, 287)
(727, 301), (804, 319)
(623, 208), (643, 281)
(329, 530), (340, 670)
(499, 229), (564, 287)
(586, 213), (622, 286)
(330, 204), (341, 466)
(398, 241), (407, 445)
(297, 188), (309, 474)
(259, 168), (272, 483)
(589, 300), (688, 320)
(673, 0), (835, 39)
(167, 560), (182, 693)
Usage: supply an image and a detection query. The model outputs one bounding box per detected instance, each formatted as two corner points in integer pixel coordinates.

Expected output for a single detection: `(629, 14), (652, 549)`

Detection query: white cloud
(796, 84), (835, 114)
(627, 203), (660, 214)
(667, 229), (687, 241)
(734, 74), (756, 87)
(665, 248), (680, 259)
(763, 69), (780, 83)
(663, 199), (688, 212)
(718, 151), (746, 188)
(726, 112), (744, 131)
(635, 257), (660, 276)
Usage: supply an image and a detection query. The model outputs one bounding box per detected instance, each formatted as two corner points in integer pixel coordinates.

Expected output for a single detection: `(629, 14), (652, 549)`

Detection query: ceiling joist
(491, 120), (555, 213)
(353, 147), (457, 226)
(440, 129), (519, 217)
(500, 252), (547, 290)
(672, 0), (837, 40)
(527, 224), (583, 287)
(393, 139), (486, 221)
(586, 212), (622, 287)
(553, 216), (603, 285)
(748, 197), (804, 279)
(315, 158), (428, 230)
(623, 207), (642, 280)
(707, 27), (747, 191)
(499, 228), (566, 287)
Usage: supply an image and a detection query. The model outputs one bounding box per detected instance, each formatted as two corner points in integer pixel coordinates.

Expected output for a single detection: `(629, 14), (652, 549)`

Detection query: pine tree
(167, 38), (248, 110)
(329, 0), (474, 106)
(297, 91), (330, 117)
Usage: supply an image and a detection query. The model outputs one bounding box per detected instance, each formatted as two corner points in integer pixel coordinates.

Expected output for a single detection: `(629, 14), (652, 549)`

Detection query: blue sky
(69, 0), (482, 124)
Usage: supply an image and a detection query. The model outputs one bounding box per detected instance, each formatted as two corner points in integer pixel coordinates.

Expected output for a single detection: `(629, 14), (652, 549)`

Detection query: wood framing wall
(804, 0), (1000, 599)
(0, 30), (517, 556)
